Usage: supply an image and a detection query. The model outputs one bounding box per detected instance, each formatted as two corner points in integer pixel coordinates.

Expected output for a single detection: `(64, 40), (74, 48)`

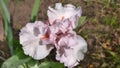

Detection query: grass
(101, 15), (118, 28)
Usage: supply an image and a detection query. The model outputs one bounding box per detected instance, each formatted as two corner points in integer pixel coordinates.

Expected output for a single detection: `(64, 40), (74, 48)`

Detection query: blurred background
(0, 0), (120, 68)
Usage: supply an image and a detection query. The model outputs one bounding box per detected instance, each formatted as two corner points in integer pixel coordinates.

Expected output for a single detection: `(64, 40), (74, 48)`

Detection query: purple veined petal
(49, 19), (76, 36)
(55, 31), (76, 46)
(19, 21), (54, 60)
(59, 19), (72, 33)
(55, 34), (87, 68)
(68, 16), (78, 29)
(56, 48), (79, 68)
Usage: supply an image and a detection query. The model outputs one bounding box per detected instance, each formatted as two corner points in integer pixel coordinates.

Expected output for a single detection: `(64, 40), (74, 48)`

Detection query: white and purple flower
(19, 21), (54, 60)
(19, 3), (87, 68)
(55, 35), (87, 68)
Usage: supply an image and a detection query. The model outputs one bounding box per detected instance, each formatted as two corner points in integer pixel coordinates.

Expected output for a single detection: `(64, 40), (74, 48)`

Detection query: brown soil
(0, 0), (120, 68)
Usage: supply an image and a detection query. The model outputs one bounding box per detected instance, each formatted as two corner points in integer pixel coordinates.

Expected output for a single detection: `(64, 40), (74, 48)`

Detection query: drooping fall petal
(19, 21), (54, 60)
(56, 35), (87, 68)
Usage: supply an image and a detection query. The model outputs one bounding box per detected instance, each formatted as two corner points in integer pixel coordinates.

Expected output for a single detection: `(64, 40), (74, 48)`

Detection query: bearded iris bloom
(19, 3), (87, 68)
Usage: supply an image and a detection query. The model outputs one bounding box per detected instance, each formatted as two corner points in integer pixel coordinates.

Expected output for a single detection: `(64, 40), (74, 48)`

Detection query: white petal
(65, 56), (78, 68)
(22, 39), (54, 60)
(72, 35), (87, 61)
(55, 35), (87, 68)
(33, 44), (54, 60)
(55, 3), (63, 10)
(19, 21), (54, 60)
(19, 25), (36, 44)
(47, 3), (82, 24)
(64, 4), (75, 9)
(47, 8), (64, 23)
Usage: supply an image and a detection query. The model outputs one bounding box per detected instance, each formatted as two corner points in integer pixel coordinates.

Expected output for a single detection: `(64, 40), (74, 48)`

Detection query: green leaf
(0, 0), (10, 23)
(0, 0), (14, 55)
(18, 61), (39, 68)
(74, 16), (86, 32)
(39, 61), (64, 68)
(18, 64), (40, 68)
(1, 51), (31, 68)
(77, 16), (86, 29)
(3, 0), (8, 5)
(30, 0), (40, 22)
(74, 16), (86, 31)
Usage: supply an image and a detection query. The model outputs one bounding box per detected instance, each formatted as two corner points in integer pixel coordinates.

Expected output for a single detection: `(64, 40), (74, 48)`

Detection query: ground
(0, 0), (120, 68)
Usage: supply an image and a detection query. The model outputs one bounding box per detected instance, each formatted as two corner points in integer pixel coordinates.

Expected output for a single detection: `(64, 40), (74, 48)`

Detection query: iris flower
(19, 21), (54, 60)
(19, 3), (87, 68)
(47, 3), (81, 29)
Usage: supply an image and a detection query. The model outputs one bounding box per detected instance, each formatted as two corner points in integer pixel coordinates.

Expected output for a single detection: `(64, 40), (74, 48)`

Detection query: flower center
(61, 16), (64, 20)
(40, 35), (48, 40)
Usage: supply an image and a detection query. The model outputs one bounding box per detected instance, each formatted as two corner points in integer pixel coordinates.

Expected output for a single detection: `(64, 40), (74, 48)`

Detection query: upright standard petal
(19, 21), (54, 60)
(55, 35), (87, 68)
(47, 3), (82, 25)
